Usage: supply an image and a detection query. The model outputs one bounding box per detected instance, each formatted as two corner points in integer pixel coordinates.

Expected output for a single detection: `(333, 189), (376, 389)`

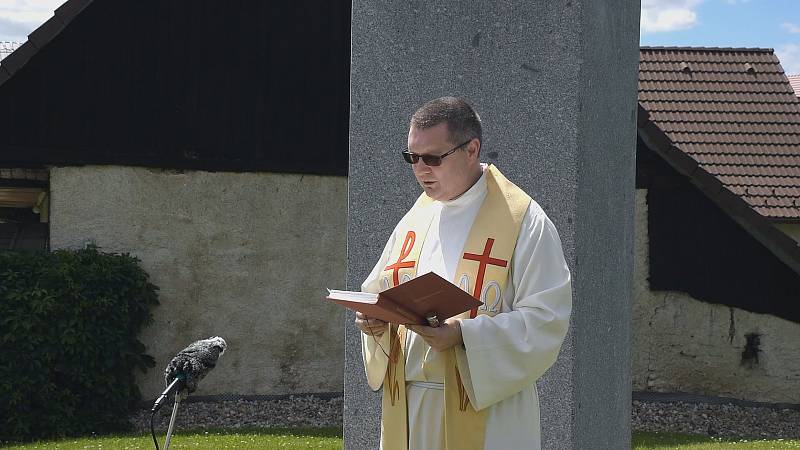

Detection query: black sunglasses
(402, 139), (472, 166)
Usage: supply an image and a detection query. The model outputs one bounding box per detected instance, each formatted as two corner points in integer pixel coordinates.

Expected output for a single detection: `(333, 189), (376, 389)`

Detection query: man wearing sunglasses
(356, 96), (572, 450)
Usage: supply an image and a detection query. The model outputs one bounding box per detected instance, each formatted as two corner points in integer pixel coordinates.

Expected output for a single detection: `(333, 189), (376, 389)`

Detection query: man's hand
(355, 312), (389, 338)
(408, 318), (463, 352)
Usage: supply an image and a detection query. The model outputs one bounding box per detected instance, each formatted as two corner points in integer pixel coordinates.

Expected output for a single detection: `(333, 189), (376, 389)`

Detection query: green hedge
(0, 246), (159, 442)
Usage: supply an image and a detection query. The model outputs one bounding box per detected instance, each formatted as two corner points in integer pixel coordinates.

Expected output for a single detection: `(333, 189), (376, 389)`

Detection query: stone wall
(633, 189), (800, 404)
(49, 166), (347, 399)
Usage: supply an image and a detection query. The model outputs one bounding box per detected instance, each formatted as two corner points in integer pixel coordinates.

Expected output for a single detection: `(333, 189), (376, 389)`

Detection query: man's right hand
(355, 312), (388, 338)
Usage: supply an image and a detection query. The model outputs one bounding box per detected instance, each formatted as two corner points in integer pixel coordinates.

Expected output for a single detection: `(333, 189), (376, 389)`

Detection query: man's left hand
(408, 318), (463, 352)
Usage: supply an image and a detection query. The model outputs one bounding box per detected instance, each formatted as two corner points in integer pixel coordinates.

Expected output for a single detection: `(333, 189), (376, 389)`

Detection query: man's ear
(467, 138), (481, 160)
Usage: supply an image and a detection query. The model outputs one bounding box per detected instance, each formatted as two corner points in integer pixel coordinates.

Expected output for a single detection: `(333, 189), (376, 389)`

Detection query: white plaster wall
(633, 189), (800, 404)
(49, 166), (347, 399)
(775, 223), (800, 245)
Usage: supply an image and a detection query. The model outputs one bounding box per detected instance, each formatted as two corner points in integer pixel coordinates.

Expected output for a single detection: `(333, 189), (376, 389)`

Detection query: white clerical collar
(440, 164), (487, 208)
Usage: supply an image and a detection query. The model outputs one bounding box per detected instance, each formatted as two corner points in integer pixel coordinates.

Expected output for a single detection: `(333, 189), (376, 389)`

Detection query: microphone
(152, 336), (227, 412)
(151, 374), (186, 412)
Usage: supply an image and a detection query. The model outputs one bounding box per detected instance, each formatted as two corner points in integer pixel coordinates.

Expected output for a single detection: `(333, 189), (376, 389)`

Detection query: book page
(326, 289), (378, 304)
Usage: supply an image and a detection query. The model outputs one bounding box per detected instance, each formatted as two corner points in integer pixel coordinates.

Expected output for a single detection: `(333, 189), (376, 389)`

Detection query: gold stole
(379, 165), (531, 450)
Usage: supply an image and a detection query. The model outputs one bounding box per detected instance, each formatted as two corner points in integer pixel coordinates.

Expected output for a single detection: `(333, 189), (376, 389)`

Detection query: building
(0, 0), (351, 400)
(0, 42), (21, 61)
(635, 47), (800, 403)
(788, 74), (800, 98)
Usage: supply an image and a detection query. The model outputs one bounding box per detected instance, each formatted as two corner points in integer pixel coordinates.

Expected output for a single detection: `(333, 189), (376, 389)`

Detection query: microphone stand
(152, 376), (187, 450)
(163, 389), (186, 450)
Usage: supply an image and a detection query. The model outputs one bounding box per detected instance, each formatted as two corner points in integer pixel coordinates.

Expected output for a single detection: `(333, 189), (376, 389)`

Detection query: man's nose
(413, 159), (432, 171)
(414, 162), (432, 174)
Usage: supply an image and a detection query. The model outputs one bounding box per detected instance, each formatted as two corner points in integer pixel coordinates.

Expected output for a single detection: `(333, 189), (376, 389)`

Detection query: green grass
(633, 432), (800, 449)
(4, 430), (799, 449)
(0, 427), (343, 450)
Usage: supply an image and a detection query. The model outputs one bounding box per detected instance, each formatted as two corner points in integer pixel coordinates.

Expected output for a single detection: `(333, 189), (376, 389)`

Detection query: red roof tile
(789, 75), (800, 97)
(639, 47), (800, 220)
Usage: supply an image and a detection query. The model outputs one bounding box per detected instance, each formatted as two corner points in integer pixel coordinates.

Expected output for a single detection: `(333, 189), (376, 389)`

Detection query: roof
(0, 0), (351, 176)
(0, 42), (21, 62)
(639, 46), (800, 221)
(789, 74), (800, 97)
(0, 0), (93, 86)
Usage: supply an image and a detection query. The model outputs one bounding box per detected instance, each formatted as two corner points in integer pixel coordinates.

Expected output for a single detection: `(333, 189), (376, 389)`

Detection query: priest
(355, 96), (572, 450)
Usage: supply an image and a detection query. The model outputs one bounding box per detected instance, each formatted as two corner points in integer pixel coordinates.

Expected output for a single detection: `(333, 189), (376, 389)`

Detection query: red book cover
(325, 272), (482, 325)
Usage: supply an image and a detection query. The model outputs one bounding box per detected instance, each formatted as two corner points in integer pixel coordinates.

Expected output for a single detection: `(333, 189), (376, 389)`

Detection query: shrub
(0, 246), (158, 442)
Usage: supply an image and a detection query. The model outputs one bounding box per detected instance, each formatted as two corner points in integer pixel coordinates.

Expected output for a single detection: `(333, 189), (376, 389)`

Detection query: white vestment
(361, 167), (573, 450)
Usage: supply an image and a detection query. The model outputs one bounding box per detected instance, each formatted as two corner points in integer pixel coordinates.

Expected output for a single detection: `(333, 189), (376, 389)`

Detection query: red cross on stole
(462, 237), (508, 318)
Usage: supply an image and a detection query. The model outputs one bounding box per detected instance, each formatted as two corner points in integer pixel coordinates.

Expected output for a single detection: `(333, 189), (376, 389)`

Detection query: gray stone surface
(346, 1), (639, 449)
(50, 166), (348, 399)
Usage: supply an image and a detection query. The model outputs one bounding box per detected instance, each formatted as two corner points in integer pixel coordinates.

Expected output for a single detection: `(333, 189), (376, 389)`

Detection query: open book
(325, 272), (482, 325)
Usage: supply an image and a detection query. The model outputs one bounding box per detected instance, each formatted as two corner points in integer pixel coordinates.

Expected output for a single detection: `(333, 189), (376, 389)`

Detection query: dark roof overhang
(637, 104), (800, 275)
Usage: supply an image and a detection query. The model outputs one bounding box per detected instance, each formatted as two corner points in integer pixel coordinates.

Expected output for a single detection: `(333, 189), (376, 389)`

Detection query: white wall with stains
(633, 189), (800, 404)
(49, 166), (347, 399)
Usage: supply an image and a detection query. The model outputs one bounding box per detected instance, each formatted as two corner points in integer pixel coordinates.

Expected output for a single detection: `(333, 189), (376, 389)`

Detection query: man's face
(407, 123), (479, 201)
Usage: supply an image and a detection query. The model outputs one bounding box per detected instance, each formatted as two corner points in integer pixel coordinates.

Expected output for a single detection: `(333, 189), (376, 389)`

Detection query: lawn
(4, 429), (799, 449)
(633, 432), (800, 449)
(0, 427), (343, 450)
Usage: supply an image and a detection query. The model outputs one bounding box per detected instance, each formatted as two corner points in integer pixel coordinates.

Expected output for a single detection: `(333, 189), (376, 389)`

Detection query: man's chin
(423, 189), (446, 201)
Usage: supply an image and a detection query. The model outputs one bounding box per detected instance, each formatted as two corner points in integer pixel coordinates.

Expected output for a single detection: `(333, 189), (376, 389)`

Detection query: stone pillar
(345, 1), (640, 448)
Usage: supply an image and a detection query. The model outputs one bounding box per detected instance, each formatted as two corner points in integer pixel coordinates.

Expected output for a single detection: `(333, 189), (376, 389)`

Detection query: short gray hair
(410, 96), (482, 145)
